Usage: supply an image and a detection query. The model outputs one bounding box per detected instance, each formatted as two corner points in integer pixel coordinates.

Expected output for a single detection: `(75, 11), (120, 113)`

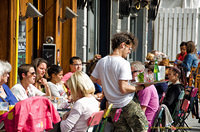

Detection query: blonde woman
(60, 71), (99, 132)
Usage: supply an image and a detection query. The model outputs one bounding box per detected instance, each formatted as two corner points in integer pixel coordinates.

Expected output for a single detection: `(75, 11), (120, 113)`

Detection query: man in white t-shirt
(11, 64), (50, 101)
(91, 32), (148, 132)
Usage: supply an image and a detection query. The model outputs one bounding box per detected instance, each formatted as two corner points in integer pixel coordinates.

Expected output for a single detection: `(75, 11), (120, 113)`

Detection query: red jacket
(4, 96), (61, 132)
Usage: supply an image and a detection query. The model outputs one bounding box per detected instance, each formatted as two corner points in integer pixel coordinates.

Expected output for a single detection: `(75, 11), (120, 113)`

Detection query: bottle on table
(154, 59), (159, 81)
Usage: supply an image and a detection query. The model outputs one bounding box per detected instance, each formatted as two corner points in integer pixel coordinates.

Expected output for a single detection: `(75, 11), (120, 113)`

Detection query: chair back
(4, 96), (61, 132)
(181, 99), (190, 112)
(190, 88), (198, 98)
(178, 90), (185, 100)
(159, 92), (165, 105)
(87, 110), (104, 127)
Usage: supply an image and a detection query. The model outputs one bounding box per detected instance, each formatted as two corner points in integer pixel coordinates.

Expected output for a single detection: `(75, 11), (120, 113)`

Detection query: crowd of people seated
(0, 32), (200, 132)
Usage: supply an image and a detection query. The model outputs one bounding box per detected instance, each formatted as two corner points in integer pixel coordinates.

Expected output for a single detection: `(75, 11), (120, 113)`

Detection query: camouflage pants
(110, 100), (148, 132)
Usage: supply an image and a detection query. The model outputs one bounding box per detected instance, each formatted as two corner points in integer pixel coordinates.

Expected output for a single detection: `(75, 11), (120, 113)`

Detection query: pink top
(61, 72), (73, 83)
(137, 85), (159, 130)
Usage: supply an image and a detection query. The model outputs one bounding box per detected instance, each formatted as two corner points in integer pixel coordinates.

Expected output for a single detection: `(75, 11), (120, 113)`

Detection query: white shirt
(47, 82), (67, 98)
(60, 96), (99, 132)
(11, 83), (45, 101)
(91, 56), (134, 108)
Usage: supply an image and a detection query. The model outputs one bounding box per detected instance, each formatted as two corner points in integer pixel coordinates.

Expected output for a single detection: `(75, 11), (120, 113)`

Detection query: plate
(130, 80), (168, 85)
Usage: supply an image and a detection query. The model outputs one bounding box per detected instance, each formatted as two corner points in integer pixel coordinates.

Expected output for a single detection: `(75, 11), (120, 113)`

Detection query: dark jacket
(163, 83), (184, 114)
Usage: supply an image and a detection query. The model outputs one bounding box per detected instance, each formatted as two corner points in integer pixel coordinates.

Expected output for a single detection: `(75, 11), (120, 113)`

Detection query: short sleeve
(137, 87), (151, 107)
(118, 61), (132, 80)
(48, 82), (60, 97)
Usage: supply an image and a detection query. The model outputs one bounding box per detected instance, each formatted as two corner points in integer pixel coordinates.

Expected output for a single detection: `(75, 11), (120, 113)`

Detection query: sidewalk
(185, 101), (200, 131)
(185, 113), (200, 131)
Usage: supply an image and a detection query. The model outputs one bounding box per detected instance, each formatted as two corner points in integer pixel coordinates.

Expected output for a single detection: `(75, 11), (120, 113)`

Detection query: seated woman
(0, 60), (18, 105)
(180, 41), (199, 77)
(131, 61), (159, 131)
(32, 58), (51, 95)
(0, 60), (18, 125)
(11, 64), (51, 101)
(176, 41), (187, 62)
(47, 65), (69, 99)
(162, 67), (184, 115)
(60, 71), (99, 132)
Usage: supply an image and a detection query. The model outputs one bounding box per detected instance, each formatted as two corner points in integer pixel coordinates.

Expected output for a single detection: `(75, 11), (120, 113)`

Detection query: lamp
(58, 7), (78, 23)
(20, 3), (43, 21)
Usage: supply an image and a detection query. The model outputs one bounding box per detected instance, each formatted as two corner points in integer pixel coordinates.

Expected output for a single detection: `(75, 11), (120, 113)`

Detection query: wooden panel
(61, 0), (77, 74)
(37, 0), (44, 59)
(71, 0), (77, 57)
(55, 0), (62, 65)
(23, 0), (33, 64)
(0, 0), (9, 60)
(44, 0), (56, 41)
(9, 0), (16, 88)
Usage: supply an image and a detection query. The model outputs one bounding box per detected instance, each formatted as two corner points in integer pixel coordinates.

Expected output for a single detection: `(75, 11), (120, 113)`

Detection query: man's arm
(118, 80), (144, 94)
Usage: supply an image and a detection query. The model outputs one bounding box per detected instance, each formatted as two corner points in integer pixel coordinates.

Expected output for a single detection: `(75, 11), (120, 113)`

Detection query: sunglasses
(30, 72), (36, 75)
(124, 43), (132, 51)
(132, 70), (140, 74)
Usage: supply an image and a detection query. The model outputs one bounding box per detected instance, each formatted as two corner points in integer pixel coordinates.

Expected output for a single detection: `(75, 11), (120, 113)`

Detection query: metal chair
(87, 110), (104, 131)
(171, 90), (185, 119)
(159, 92), (166, 105)
(175, 99), (190, 131)
(151, 104), (174, 132)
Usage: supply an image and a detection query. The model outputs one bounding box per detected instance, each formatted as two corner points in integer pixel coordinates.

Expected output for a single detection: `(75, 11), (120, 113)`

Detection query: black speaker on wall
(42, 44), (56, 66)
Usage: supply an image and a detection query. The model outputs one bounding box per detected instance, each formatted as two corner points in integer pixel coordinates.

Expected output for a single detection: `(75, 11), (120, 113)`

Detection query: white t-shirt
(60, 96), (99, 132)
(11, 83), (45, 101)
(47, 82), (67, 98)
(91, 56), (134, 108)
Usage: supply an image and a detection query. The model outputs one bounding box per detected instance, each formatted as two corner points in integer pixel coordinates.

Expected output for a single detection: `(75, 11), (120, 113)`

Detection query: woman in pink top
(60, 71), (99, 132)
(131, 61), (159, 131)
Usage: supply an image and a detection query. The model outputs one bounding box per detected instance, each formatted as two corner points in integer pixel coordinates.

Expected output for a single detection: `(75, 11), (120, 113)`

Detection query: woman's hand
(40, 78), (48, 86)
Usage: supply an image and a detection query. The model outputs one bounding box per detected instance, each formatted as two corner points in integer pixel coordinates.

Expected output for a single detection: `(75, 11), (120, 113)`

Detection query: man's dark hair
(32, 58), (48, 71)
(180, 41), (187, 47)
(186, 41), (196, 53)
(69, 56), (82, 64)
(111, 32), (138, 50)
(18, 64), (34, 80)
(48, 65), (63, 80)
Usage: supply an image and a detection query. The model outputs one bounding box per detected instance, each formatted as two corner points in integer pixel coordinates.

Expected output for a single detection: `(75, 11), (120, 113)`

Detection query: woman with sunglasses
(11, 64), (51, 101)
